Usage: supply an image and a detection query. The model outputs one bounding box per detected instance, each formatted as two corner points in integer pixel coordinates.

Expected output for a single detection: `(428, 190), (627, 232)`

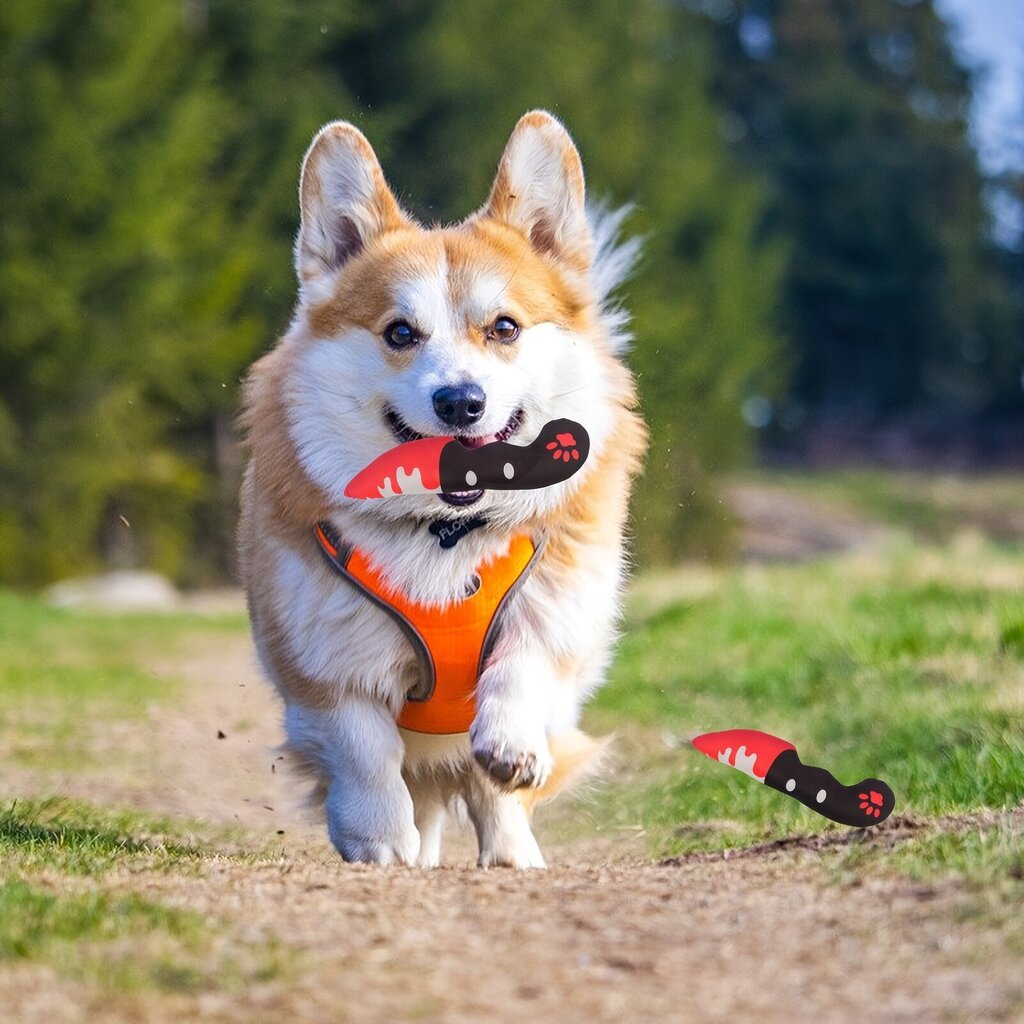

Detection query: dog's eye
(383, 320), (419, 349)
(488, 316), (520, 344)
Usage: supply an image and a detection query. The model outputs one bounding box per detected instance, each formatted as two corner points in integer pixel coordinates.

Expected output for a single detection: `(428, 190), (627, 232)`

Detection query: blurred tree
(701, 0), (1023, 427)
(0, 0), (781, 580)
(0, 0), (784, 581)
(0, 0), (226, 582)
(0, 0), (360, 583)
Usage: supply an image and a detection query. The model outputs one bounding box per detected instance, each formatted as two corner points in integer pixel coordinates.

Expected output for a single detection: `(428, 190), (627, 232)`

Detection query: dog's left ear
(480, 111), (591, 273)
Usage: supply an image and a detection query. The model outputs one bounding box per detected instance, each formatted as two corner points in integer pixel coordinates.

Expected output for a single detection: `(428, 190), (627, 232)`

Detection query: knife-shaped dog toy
(691, 728), (895, 828)
(345, 418), (590, 499)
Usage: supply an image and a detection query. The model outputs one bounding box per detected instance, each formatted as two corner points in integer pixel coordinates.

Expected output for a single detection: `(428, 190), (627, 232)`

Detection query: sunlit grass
(841, 813), (1024, 887)
(2, 523), (1023, 962)
(0, 796), (294, 992)
(0, 798), (215, 875)
(0, 589), (247, 768)
(0, 797), (219, 990)
(0, 874), (291, 994)
(0, 589), (246, 704)
(0, 879), (202, 961)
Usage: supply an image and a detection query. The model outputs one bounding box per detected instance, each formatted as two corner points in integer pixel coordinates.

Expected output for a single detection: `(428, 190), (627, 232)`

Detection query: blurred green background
(1, 0), (1021, 586)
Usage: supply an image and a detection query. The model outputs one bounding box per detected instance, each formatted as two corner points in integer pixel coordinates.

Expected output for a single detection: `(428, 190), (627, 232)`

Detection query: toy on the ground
(691, 728), (895, 828)
(345, 418), (589, 499)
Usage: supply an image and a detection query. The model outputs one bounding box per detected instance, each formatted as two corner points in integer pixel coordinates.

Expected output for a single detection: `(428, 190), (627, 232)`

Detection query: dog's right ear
(295, 122), (410, 298)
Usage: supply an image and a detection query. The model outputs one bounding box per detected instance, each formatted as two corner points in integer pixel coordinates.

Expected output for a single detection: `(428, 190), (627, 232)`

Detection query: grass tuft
(0, 797), (213, 875)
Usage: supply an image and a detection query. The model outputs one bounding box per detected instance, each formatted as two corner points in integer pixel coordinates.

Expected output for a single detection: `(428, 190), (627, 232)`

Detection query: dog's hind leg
(462, 768), (545, 869)
(404, 771), (447, 868)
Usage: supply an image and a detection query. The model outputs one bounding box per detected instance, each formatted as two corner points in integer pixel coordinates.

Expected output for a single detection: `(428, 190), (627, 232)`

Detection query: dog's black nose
(433, 383), (486, 429)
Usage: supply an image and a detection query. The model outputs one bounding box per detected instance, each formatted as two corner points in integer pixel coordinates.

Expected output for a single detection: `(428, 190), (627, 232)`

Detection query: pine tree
(0, 0), (362, 583)
(0, 0), (231, 581)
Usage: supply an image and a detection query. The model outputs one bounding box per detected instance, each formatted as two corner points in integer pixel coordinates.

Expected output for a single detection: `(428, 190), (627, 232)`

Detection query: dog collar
(427, 513), (488, 549)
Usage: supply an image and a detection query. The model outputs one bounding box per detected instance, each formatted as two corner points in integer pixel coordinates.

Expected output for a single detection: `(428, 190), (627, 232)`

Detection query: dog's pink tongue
(455, 433), (496, 449)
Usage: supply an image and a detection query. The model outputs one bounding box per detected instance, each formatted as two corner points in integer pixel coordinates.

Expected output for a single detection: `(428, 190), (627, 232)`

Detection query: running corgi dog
(238, 110), (646, 867)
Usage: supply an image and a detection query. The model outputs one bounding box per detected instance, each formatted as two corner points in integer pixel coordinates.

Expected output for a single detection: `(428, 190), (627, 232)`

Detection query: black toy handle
(763, 748), (895, 828)
(439, 419), (589, 492)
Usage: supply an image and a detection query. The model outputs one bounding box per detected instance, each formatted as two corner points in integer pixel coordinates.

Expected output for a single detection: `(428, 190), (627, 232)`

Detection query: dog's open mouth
(383, 406), (524, 507)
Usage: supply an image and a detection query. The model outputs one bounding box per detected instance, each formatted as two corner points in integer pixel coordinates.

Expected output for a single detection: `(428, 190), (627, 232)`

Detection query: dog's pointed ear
(295, 122), (410, 295)
(480, 111), (591, 272)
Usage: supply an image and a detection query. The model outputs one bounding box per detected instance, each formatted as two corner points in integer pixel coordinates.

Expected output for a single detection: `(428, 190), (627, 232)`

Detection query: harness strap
(314, 522), (543, 735)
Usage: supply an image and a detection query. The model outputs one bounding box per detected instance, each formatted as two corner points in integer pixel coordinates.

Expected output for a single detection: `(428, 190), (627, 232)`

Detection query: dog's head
(279, 111), (635, 528)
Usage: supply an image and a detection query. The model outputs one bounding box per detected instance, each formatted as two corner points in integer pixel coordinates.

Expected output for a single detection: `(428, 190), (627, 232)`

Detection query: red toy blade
(692, 727), (896, 828)
(691, 728), (795, 782)
(344, 435), (451, 499)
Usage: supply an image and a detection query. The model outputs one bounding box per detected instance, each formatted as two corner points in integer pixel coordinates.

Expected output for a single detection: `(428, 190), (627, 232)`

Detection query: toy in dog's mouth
(346, 411), (589, 504)
(383, 407), (525, 507)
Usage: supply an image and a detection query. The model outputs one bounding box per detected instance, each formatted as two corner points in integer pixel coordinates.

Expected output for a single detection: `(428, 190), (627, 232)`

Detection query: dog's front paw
(470, 715), (553, 791)
(325, 782), (420, 866)
(331, 829), (421, 866)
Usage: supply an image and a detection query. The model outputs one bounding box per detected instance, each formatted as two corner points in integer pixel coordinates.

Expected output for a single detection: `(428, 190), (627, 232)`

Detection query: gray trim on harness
(476, 533), (547, 675)
(314, 523), (435, 702)
(313, 522), (545, 705)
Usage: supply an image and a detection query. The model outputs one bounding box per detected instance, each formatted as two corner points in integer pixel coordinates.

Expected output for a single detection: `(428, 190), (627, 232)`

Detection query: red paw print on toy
(859, 790), (884, 818)
(546, 432), (581, 463)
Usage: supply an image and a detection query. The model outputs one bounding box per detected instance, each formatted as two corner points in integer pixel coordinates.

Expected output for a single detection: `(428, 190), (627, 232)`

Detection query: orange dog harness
(314, 522), (542, 734)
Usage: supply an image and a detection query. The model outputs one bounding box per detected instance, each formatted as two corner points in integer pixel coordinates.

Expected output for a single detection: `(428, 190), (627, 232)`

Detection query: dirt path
(7, 629), (1024, 1023)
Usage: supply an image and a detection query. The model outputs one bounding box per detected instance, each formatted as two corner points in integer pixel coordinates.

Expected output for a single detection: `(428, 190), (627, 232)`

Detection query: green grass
(0, 595), (286, 993)
(0, 873), (290, 995)
(0, 797), (214, 875)
(2, 513), (1024, 984)
(0, 589), (246, 768)
(0, 589), (246, 704)
(844, 816), (1024, 888)
(586, 541), (1024, 872)
(0, 800), (290, 993)
(0, 800), (216, 989)
(0, 879), (202, 961)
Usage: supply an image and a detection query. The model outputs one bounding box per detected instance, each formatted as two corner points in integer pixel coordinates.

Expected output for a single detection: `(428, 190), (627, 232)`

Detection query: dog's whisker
(548, 378), (602, 400)
(302, 385), (366, 409)
(486, 250), (529, 307)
